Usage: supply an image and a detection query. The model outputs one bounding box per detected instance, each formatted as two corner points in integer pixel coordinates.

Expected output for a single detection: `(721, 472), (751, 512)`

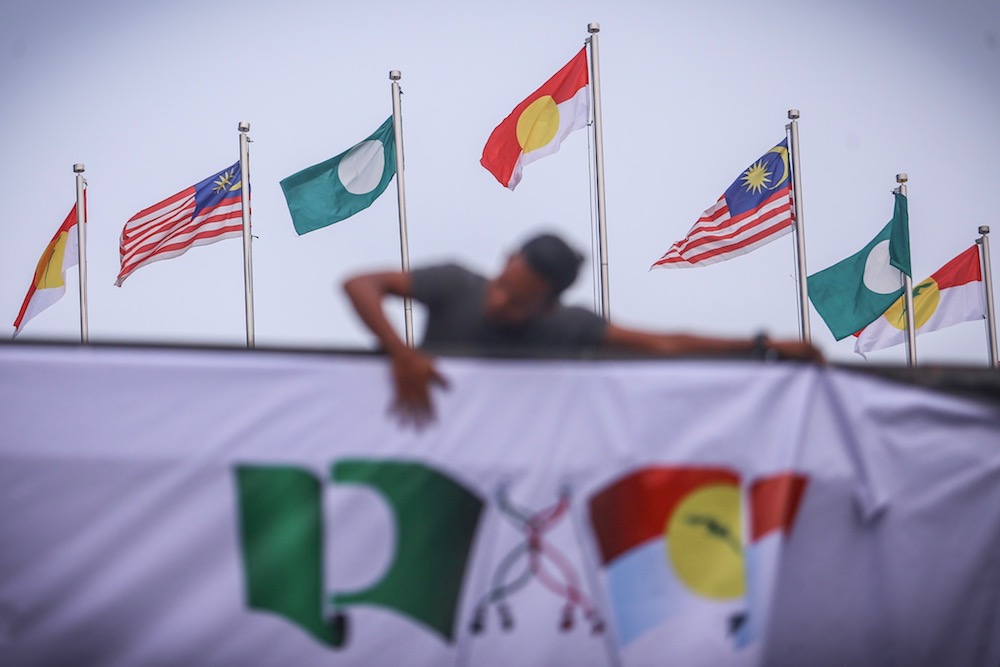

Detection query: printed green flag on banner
(808, 192), (912, 340)
(281, 116), (396, 235)
(233, 459), (484, 648)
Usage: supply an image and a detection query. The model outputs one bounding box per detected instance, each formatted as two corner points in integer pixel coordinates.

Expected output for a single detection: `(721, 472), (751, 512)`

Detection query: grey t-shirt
(409, 264), (607, 354)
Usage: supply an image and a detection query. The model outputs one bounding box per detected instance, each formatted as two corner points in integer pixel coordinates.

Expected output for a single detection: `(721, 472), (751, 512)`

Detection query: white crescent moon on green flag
(863, 240), (903, 294)
(338, 140), (386, 195)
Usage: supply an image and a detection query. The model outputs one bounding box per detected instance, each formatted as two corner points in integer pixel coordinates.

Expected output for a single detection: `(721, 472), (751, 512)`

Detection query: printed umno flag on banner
(116, 163), (244, 286)
(808, 192), (912, 340)
(12, 202), (82, 336)
(481, 48), (590, 190)
(280, 116), (397, 235)
(588, 466), (806, 664)
(650, 139), (793, 269)
(854, 245), (984, 357)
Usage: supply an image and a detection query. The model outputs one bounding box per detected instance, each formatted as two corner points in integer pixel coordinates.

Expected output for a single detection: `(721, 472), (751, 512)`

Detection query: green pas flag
(280, 116), (396, 235)
(234, 459), (484, 648)
(808, 192), (912, 340)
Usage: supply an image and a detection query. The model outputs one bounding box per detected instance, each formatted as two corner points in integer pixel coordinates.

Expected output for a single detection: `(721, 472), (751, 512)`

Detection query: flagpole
(587, 22), (611, 320)
(896, 173), (916, 367)
(238, 121), (255, 349)
(977, 225), (999, 367)
(786, 110), (811, 342)
(73, 163), (88, 344)
(390, 70), (415, 346)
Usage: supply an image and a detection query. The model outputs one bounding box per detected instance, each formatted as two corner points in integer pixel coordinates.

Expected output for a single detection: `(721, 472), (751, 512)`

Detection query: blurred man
(345, 232), (821, 427)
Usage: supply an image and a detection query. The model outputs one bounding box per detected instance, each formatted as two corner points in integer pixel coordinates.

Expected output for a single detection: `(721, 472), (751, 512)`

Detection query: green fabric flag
(808, 193), (912, 340)
(331, 459), (484, 642)
(281, 116), (396, 235)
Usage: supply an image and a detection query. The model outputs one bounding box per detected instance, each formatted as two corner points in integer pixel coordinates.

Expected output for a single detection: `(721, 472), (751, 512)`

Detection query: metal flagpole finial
(896, 173), (908, 184)
(588, 22), (600, 33)
(73, 163), (85, 173)
(979, 225), (990, 235)
(238, 121), (250, 133)
(788, 109), (800, 120)
(389, 70), (401, 81)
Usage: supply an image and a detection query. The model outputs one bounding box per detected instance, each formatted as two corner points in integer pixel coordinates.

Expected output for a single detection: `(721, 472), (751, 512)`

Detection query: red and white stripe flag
(116, 162), (244, 286)
(652, 140), (793, 269)
(854, 245), (985, 357)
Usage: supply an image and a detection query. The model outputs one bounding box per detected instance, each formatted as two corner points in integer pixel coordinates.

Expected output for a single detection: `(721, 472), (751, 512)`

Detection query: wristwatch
(751, 332), (778, 361)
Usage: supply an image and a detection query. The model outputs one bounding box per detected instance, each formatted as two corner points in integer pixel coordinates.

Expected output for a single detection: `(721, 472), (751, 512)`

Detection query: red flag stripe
(654, 219), (793, 267)
(122, 202), (199, 250)
(932, 245), (982, 290)
(681, 189), (790, 238)
(125, 187), (197, 225)
(122, 200), (239, 255)
(117, 224), (243, 284)
(653, 203), (793, 267)
(665, 197), (792, 256)
(121, 209), (242, 265)
(123, 215), (242, 267)
(750, 473), (808, 541)
(122, 192), (197, 238)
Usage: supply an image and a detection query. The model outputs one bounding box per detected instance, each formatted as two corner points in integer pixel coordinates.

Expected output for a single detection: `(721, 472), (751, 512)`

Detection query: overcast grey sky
(2, 0), (999, 365)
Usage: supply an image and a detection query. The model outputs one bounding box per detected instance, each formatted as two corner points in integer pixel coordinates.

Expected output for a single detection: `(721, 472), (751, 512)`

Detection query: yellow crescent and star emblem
(740, 145), (789, 195)
(213, 169), (240, 194)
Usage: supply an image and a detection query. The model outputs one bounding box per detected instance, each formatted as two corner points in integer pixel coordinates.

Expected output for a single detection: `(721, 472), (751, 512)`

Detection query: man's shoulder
(411, 263), (486, 288)
(539, 303), (607, 346)
(410, 263), (486, 304)
(412, 262), (482, 280)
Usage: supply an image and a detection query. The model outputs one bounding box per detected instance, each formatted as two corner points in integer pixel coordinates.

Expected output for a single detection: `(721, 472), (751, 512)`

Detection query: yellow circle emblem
(516, 96), (559, 153)
(666, 483), (745, 600)
(883, 278), (940, 330)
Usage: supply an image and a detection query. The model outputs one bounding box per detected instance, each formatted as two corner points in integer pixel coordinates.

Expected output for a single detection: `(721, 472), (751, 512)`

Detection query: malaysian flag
(116, 162), (244, 286)
(651, 139), (793, 269)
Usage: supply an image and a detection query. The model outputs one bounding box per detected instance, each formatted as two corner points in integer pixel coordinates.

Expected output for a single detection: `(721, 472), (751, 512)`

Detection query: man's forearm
(603, 324), (822, 361)
(343, 275), (409, 356)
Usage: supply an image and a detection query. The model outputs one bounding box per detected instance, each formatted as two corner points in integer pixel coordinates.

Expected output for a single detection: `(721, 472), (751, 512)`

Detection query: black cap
(519, 233), (584, 297)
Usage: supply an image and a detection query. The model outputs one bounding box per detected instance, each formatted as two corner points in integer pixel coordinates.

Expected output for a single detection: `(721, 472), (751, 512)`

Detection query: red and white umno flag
(854, 245), (985, 357)
(12, 202), (82, 336)
(480, 48), (590, 190)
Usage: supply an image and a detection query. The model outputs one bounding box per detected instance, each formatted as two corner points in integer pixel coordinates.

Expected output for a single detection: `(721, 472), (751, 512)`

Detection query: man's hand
(343, 271), (450, 427)
(768, 338), (825, 363)
(388, 347), (450, 429)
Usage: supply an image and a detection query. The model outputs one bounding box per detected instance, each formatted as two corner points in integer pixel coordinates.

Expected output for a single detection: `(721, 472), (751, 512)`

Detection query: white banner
(1, 345), (999, 666)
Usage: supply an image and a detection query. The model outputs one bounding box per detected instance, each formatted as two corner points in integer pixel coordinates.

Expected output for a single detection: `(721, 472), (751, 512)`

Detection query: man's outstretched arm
(601, 324), (823, 362)
(343, 271), (448, 428)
